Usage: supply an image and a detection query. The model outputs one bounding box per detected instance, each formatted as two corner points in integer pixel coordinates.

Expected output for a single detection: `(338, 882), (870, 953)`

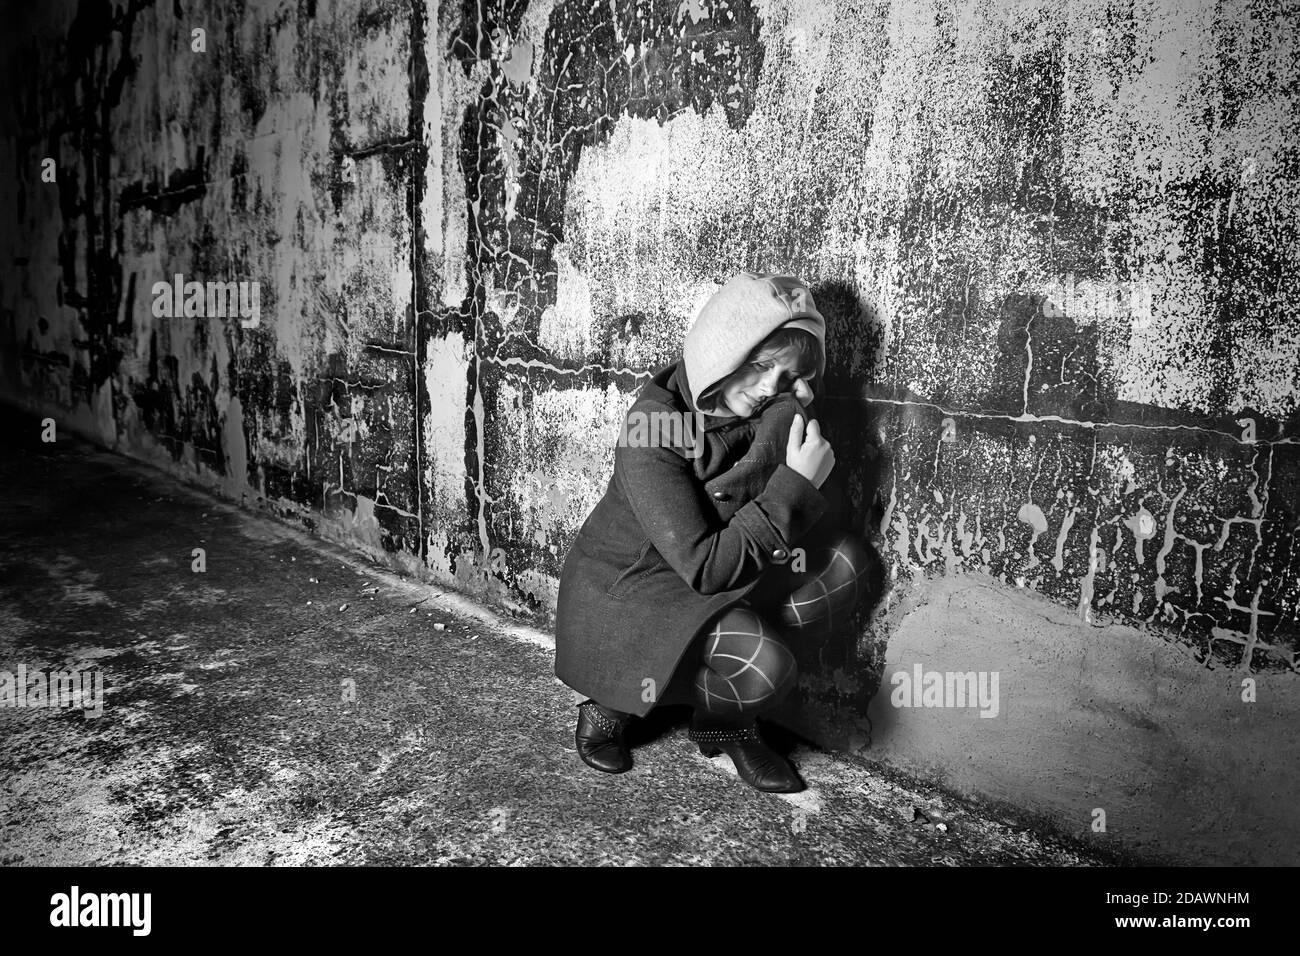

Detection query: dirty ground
(0, 409), (1125, 866)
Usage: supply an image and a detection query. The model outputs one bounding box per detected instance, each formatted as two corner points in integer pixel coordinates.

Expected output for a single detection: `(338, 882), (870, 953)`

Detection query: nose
(755, 368), (781, 397)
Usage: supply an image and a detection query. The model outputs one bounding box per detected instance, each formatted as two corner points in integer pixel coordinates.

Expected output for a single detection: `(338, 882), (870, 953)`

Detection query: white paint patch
(517, 0), (562, 49)
(537, 244), (595, 360)
(515, 568), (559, 608)
(1017, 502), (1048, 569)
(1017, 502), (1047, 534)
(422, 11), (446, 264)
(436, 58), (481, 306)
(501, 39), (534, 87)
(563, 110), (751, 368)
(423, 334), (470, 522)
(678, 0), (712, 24)
(492, 380), (628, 535)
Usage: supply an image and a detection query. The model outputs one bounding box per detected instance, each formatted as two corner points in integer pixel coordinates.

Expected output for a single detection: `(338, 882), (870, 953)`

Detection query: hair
(745, 327), (821, 378)
(698, 327), (823, 412)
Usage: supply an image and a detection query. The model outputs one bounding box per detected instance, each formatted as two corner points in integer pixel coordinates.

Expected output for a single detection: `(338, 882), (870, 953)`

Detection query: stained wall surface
(2, 0), (1297, 863)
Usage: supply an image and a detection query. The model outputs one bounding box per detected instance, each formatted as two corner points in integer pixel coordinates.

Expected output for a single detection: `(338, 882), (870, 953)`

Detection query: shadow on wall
(993, 291), (1107, 421)
(772, 278), (891, 732)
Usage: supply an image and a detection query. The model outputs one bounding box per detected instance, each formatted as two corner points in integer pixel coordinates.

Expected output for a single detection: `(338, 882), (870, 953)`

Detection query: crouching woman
(555, 272), (871, 794)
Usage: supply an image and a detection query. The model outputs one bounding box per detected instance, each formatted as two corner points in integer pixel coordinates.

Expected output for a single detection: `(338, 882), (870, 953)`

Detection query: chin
(721, 396), (749, 416)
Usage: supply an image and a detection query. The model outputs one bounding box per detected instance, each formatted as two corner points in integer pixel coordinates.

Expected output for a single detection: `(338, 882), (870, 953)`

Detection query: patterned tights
(692, 533), (871, 716)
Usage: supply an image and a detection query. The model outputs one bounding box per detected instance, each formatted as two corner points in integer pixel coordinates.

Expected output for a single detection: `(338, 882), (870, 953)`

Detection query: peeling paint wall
(2, 0), (1298, 862)
(1, 0), (426, 566)
(433, 0), (1298, 819)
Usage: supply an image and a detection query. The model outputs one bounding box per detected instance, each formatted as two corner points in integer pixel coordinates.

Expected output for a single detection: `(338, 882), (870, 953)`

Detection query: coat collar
(648, 362), (752, 433)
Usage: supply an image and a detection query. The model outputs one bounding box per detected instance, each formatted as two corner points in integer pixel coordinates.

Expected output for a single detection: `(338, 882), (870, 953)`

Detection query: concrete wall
(2, 0), (1296, 864)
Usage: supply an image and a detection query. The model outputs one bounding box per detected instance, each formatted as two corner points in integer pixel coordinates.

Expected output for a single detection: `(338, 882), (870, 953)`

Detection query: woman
(555, 272), (870, 793)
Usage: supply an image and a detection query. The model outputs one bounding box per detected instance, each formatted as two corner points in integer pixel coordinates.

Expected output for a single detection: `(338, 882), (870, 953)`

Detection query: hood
(683, 272), (826, 417)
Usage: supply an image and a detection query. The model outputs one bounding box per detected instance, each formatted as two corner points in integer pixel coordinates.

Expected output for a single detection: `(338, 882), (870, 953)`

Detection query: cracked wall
(2, 0), (1298, 862)
(431, 0), (1297, 706)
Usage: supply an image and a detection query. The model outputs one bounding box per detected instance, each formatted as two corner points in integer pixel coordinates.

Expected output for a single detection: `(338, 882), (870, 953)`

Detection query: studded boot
(575, 700), (633, 774)
(689, 715), (804, 793)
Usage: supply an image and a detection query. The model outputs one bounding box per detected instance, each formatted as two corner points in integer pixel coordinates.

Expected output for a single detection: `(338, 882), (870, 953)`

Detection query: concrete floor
(0, 408), (1116, 866)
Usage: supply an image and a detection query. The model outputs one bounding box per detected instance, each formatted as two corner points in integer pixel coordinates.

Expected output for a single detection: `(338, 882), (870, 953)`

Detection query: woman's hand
(791, 376), (815, 407)
(786, 414), (835, 489)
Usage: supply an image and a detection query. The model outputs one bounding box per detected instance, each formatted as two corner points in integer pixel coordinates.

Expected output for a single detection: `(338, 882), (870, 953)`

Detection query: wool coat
(554, 360), (844, 717)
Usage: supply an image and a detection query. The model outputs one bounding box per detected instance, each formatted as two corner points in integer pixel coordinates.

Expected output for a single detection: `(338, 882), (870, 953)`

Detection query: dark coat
(554, 361), (842, 716)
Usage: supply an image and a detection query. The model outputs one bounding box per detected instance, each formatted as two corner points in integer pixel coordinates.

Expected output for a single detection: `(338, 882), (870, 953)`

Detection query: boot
(575, 700), (632, 774)
(689, 715), (805, 793)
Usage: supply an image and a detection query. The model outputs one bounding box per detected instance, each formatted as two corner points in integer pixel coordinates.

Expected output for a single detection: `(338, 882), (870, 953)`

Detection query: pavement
(0, 405), (1122, 866)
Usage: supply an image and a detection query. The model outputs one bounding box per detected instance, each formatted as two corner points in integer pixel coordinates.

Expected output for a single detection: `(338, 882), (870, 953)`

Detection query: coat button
(712, 490), (730, 501)
(772, 548), (789, 561)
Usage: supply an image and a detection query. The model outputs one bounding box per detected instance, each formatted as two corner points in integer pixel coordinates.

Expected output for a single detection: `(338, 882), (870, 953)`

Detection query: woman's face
(717, 344), (814, 417)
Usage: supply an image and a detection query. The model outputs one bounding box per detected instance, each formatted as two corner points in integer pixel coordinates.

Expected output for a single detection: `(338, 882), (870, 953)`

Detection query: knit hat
(683, 272), (826, 416)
